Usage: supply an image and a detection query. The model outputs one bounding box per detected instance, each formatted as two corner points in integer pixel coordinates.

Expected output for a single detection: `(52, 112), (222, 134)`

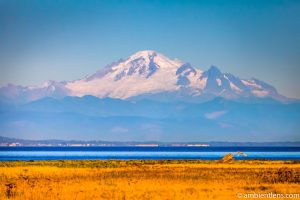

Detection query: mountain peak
(132, 49), (157, 55)
(129, 50), (158, 60)
(124, 50), (184, 71)
(202, 65), (223, 79)
(207, 65), (221, 73)
(128, 50), (182, 65)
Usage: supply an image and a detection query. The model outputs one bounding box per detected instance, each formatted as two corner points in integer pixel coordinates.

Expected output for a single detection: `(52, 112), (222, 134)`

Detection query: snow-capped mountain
(0, 50), (291, 104)
(0, 81), (69, 104)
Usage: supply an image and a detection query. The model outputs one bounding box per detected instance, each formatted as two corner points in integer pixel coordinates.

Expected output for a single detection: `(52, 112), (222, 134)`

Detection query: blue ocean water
(0, 146), (300, 161)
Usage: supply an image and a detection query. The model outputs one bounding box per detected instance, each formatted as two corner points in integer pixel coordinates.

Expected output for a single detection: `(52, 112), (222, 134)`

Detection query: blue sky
(1, 0), (300, 98)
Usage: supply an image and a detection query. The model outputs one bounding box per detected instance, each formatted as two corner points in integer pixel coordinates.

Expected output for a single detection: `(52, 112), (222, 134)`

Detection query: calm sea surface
(0, 146), (300, 161)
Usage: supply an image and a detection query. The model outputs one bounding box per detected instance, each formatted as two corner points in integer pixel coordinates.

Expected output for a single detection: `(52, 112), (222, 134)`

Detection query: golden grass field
(0, 160), (299, 200)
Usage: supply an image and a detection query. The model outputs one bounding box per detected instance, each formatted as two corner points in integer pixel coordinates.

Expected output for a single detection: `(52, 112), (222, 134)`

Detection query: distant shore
(1, 136), (300, 147)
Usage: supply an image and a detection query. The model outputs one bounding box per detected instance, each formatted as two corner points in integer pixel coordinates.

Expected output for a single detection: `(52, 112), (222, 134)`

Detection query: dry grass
(0, 160), (299, 199)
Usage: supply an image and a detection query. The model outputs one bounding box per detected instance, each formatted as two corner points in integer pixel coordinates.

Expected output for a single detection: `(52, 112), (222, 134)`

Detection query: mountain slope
(0, 50), (292, 104)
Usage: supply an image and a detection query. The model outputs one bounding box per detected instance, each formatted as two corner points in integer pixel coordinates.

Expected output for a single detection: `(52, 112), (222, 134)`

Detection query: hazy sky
(1, 0), (300, 98)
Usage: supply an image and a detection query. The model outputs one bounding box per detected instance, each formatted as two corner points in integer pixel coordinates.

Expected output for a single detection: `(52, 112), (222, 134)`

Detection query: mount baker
(0, 50), (290, 104)
(0, 50), (299, 141)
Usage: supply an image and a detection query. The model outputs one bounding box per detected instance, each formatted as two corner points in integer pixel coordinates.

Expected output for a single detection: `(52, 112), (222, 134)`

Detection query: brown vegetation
(0, 160), (299, 199)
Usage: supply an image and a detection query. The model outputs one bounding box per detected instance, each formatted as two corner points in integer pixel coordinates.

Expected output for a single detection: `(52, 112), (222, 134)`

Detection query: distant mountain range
(0, 50), (294, 104)
(0, 95), (299, 141)
(0, 50), (299, 142)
